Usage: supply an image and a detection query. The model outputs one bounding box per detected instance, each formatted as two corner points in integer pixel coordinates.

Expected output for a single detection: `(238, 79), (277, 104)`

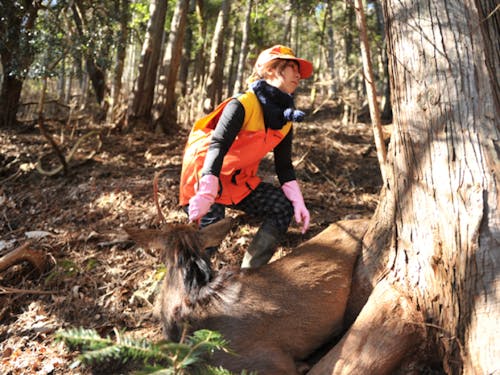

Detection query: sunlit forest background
(1, 0), (392, 132)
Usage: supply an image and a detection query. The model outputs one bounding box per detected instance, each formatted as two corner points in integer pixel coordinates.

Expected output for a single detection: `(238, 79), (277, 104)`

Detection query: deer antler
(0, 242), (47, 274)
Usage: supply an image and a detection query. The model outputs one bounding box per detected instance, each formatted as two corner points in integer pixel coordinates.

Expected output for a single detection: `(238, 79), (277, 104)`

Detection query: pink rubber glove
(282, 180), (310, 234)
(188, 174), (218, 222)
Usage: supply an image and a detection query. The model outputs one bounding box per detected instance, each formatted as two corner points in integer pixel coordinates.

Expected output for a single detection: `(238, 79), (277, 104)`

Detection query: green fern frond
(55, 327), (113, 350)
(56, 326), (245, 374)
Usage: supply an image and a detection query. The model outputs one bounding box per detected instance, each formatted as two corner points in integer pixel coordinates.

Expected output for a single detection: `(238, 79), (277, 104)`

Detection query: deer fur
(126, 218), (368, 375)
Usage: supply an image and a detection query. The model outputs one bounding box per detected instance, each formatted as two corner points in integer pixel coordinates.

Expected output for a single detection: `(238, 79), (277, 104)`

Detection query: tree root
(0, 242), (48, 274)
(308, 280), (424, 375)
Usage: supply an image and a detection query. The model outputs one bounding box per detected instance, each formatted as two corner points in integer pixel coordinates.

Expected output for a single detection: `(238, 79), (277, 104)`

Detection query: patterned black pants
(185, 182), (294, 235)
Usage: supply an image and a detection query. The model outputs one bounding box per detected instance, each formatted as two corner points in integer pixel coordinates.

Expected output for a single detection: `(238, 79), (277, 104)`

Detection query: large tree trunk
(0, 77), (24, 128)
(0, 1), (40, 128)
(310, 1), (499, 374)
(128, 0), (167, 127)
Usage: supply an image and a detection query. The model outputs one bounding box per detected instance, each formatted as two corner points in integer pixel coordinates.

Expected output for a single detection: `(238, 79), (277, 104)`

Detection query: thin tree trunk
(129, 0), (167, 127)
(354, 0), (387, 181)
(233, 0), (252, 95)
(178, 0), (195, 97)
(71, 2), (107, 105)
(154, 0), (190, 133)
(58, 58), (66, 101)
(111, 0), (130, 120)
(341, 1), (356, 126)
(326, 0), (336, 97)
(202, 0), (231, 113)
(373, 0), (392, 122)
(193, 0), (207, 97)
(224, 21), (236, 98)
(290, 12), (298, 54)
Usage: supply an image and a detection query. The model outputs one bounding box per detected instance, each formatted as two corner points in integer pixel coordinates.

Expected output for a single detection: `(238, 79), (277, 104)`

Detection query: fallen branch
(20, 99), (71, 109)
(0, 286), (57, 295)
(0, 242), (48, 274)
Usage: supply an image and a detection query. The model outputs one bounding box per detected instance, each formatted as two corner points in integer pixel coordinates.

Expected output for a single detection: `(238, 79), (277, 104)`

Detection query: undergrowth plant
(56, 327), (255, 375)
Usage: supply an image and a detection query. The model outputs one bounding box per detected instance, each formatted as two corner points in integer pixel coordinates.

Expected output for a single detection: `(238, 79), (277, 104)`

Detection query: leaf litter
(0, 104), (383, 374)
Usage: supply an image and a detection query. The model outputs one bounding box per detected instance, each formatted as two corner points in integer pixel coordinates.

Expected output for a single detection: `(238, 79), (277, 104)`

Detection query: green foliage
(44, 259), (80, 286)
(130, 0), (151, 42)
(0, 0), (40, 79)
(55, 327), (255, 375)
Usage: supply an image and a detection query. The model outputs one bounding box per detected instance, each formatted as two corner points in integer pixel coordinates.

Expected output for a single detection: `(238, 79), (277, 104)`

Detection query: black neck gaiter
(250, 79), (296, 130)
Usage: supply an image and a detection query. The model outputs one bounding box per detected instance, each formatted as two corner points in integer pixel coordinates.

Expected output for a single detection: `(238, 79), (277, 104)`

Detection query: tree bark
(129, 0), (167, 127)
(0, 77), (24, 128)
(202, 0), (231, 113)
(310, 1), (499, 374)
(232, 0), (252, 96)
(71, 1), (107, 106)
(325, 0), (336, 98)
(224, 21), (236, 98)
(178, 0), (196, 97)
(0, 0), (40, 128)
(340, 1), (357, 126)
(354, 0), (387, 181)
(154, 0), (190, 133)
(111, 0), (131, 120)
(373, 0), (392, 122)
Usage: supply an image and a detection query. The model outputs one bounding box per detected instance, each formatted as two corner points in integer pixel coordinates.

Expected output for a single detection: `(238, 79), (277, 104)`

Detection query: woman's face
(265, 61), (301, 94)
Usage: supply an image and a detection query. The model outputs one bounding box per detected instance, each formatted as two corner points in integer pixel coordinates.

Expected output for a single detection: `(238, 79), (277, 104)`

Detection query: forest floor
(0, 100), (383, 374)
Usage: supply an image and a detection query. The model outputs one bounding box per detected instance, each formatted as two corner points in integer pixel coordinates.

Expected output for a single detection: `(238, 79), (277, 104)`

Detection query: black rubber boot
(241, 226), (281, 268)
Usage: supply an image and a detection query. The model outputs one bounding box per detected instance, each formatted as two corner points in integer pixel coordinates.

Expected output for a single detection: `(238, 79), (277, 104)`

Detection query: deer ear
(124, 227), (169, 250)
(199, 217), (233, 249)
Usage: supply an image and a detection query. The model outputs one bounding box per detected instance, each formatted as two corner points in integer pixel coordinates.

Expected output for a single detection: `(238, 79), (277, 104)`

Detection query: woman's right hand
(188, 174), (219, 222)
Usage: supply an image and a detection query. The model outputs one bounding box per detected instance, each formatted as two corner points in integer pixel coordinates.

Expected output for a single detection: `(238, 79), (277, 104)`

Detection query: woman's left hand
(282, 180), (310, 234)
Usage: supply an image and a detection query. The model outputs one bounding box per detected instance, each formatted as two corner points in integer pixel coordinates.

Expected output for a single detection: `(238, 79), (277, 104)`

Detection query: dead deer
(126, 218), (368, 375)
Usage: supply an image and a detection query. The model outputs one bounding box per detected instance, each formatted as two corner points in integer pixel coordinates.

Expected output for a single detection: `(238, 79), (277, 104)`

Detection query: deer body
(128, 219), (367, 375)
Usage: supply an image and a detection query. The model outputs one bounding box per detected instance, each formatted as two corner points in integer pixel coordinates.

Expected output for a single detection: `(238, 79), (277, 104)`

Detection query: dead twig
(0, 286), (57, 295)
(0, 168), (23, 185)
(37, 67), (69, 175)
(306, 159), (339, 190)
(292, 149), (310, 168)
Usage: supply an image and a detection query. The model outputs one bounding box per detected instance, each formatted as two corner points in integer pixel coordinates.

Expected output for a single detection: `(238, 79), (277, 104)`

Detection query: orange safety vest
(179, 91), (292, 206)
